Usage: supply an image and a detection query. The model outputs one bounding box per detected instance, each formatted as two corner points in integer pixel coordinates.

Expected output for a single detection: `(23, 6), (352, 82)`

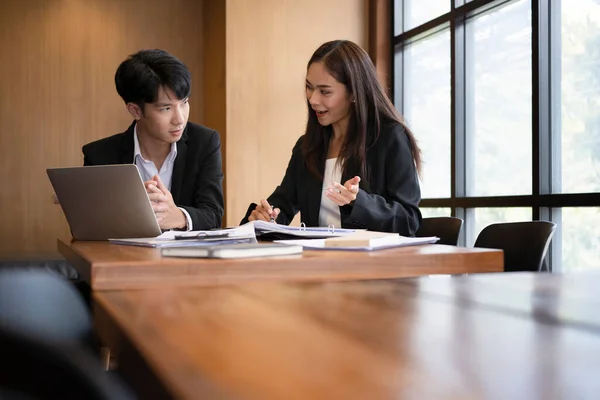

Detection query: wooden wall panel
(224, 0), (368, 226)
(0, 0), (203, 258)
(201, 1), (227, 225)
(369, 0), (392, 93)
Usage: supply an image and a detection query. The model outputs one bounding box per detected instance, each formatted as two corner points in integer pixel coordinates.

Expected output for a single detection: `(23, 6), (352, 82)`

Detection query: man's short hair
(114, 49), (191, 109)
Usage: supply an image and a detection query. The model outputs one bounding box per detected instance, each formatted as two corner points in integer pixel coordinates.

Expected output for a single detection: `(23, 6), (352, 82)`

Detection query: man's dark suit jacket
(242, 123), (422, 236)
(83, 121), (224, 230)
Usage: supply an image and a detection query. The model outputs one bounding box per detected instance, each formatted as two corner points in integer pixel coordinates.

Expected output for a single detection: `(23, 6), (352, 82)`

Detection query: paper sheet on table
(108, 223), (256, 248)
(274, 235), (439, 251)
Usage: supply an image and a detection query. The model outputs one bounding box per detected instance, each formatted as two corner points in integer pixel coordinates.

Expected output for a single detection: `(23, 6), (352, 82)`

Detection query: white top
(319, 158), (343, 228)
(133, 124), (178, 190)
(133, 124), (193, 230)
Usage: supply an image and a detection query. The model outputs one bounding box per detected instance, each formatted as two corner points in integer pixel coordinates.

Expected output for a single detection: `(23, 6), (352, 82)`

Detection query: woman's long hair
(301, 40), (422, 180)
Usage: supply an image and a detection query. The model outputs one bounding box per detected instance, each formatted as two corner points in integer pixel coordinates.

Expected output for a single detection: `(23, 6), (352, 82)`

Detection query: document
(251, 220), (358, 240)
(323, 231), (406, 247)
(108, 223), (257, 248)
(274, 235), (439, 251)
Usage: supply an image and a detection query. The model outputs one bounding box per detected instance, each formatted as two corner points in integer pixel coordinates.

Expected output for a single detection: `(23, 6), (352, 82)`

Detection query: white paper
(251, 220), (358, 238)
(274, 236), (439, 251)
(108, 223), (257, 248)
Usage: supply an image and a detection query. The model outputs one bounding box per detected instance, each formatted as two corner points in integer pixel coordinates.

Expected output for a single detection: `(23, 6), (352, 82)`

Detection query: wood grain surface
(94, 271), (600, 399)
(59, 239), (503, 290)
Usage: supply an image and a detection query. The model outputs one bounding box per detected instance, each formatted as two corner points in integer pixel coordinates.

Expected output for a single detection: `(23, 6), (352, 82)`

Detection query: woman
(242, 40), (422, 235)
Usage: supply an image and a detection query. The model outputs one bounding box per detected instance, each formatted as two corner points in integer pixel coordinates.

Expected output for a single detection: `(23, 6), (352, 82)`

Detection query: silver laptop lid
(47, 164), (162, 240)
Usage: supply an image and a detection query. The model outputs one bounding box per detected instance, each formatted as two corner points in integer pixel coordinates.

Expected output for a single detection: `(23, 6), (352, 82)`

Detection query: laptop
(47, 164), (162, 240)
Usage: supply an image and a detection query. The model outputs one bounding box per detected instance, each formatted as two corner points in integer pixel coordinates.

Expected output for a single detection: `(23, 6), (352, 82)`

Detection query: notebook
(323, 231), (403, 248)
(161, 243), (303, 259)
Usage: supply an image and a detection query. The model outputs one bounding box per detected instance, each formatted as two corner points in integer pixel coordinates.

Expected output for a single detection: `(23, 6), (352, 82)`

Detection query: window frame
(391, 0), (600, 271)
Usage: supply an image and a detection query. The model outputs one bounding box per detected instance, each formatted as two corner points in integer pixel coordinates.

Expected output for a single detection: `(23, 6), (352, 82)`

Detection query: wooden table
(94, 272), (600, 399)
(58, 239), (503, 290)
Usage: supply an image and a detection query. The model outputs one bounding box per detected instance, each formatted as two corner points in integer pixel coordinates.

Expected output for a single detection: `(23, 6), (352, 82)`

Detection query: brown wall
(224, 0), (368, 226)
(0, 0), (204, 258)
(202, 0), (227, 225)
(0, 0), (369, 258)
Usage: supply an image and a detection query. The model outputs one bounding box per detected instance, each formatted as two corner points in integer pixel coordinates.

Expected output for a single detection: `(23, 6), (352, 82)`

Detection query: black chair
(0, 269), (135, 399)
(474, 221), (557, 272)
(415, 217), (464, 245)
(0, 325), (135, 400)
(0, 258), (78, 280)
(0, 257), (90, 306)
(0, 268), (96, 350)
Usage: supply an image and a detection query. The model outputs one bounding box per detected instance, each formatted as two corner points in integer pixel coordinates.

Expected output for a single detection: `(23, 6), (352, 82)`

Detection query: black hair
(302, 40), (422, 180)
(114, 49), (191, 110)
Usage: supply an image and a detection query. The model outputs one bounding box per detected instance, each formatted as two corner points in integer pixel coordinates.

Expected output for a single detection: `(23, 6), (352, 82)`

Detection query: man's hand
(144, 175), (186, 230)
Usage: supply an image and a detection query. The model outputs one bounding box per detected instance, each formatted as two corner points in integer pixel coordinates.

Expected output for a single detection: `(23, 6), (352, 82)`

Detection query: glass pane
(420, 207), (451, 218)
(558, 207), (600, 270)
(465, 0), (532, 196)
(395, 0), (451, 35)
(469, 207), (532, 246)
(559, 1), (600, 194)
(402, 30), (451, 198)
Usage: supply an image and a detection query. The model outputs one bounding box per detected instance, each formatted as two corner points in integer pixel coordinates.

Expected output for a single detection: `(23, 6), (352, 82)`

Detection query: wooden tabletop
(94, 271), (600, 399)
(58, 239), (503, 290)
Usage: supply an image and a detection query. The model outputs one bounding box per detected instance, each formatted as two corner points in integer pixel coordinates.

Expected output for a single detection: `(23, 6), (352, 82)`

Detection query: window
(558, 207), (600, 270)
(402, 30), (451, 198)
(559, 0), (600, 194)
(420, 208), (452, 218)
(469, 207), (532, 245)
(393, 0), (600, 271)
(395, 0), (451, 34)
(466, 0), (532, 196)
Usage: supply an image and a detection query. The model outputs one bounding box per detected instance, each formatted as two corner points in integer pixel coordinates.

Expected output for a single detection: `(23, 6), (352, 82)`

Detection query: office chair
(415, 217), (464, 246)
(0, 324), (135, 400)
(474, 221), (557, 272)
(0, 268), (97, 350)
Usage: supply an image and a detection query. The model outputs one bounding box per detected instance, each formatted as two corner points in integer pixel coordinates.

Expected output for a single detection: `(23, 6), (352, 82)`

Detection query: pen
(174, 233), (230, 240)
(270, 205), (276, 223)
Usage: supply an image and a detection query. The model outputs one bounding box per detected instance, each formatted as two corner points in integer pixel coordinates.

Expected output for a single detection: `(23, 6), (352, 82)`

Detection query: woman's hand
(248, 199), (280, 222)
(325, 176), (361, 206)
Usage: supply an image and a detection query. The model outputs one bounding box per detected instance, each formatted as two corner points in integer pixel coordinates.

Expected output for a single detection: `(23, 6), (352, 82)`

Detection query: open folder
(251, 220), (358, 240)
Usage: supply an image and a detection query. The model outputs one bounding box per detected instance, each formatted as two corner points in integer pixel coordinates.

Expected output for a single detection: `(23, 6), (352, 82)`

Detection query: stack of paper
(108, 223), (257, 248)
(108, 221), (437, 251)
(323, 231), (405, 248)
(275, 232), (439, 251)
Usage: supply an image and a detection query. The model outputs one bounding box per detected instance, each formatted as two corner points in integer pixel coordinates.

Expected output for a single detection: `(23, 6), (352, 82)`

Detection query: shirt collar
(133, 123), (178, 163)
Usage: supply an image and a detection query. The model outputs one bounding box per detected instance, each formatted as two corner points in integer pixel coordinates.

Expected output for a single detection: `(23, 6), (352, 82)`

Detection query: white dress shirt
(319, 158), (342, 228)
(133, 125), (193, 230)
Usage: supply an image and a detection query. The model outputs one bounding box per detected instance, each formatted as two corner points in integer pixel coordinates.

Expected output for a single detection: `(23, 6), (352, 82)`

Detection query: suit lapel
(171, 127), (188, 204)
(119, 122), (136, 164)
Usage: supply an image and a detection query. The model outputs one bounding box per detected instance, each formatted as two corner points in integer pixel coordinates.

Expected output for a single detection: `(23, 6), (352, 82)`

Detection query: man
(83, 49), (223, 230)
